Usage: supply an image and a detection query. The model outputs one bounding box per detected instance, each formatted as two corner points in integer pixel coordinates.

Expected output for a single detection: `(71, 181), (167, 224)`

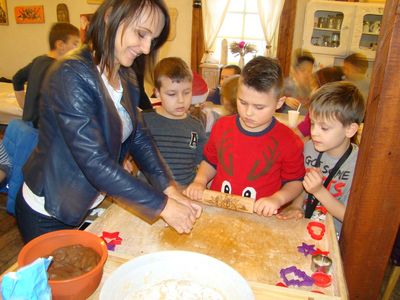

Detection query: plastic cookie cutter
(100, 231), (123, 251)
(279, 266), (314, 287)
(312, 248), (330, 256)
(275, 282), (288, 288)
(311, 272), (332, 288)
(297, 242), (316, 257)
(307, 221), (326, 240)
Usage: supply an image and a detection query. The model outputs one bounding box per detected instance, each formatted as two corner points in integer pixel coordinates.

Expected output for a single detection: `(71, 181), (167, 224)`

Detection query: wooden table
(87, 203), (348, 299)
(0, 83), (22, 125)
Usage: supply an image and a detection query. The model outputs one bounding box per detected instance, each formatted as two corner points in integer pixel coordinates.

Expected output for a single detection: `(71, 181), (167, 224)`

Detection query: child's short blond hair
(153, 57), (192, 90)
(310, 81), (365, 126)
(221, 75), (240, 114)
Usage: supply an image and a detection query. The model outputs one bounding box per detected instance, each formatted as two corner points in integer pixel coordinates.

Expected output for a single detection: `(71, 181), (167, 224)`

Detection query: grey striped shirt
(142, 111), (207, 186)
(0, 141), (11, 179)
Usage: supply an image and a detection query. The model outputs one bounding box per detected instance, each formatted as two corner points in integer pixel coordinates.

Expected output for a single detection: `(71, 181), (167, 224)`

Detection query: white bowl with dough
(100, 250), (254, 300)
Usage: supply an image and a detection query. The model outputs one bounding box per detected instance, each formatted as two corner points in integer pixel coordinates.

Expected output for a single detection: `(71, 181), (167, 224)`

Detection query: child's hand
(253, 196), (281, 217)
(303, 168), (324, 195)
(183, 182), (206, 201)
(276, 206), (304, 220)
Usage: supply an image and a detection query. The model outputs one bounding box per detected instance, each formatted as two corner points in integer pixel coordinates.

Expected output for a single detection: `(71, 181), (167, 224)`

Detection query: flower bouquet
(229, 41), (257, 67)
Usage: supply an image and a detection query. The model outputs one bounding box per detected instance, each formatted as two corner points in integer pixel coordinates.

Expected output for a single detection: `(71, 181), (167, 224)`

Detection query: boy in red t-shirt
(185, 56), (305, 216)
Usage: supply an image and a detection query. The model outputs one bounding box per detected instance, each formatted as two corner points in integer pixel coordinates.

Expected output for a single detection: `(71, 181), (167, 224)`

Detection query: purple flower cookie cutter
(280, 265), (314, 287)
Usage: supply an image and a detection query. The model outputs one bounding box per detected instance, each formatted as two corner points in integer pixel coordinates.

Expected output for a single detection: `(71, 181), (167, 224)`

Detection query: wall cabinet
(303, 1), (384, 62)
(350, 4), (384, 58)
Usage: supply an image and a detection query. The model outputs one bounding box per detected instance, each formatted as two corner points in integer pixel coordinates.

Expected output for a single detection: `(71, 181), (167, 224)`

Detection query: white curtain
(257, 0), (285, 57)
(202, 0), (231, 62)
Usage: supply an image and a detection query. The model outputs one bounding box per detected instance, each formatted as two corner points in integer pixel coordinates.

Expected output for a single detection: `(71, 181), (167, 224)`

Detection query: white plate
(100, 250), (254, 300)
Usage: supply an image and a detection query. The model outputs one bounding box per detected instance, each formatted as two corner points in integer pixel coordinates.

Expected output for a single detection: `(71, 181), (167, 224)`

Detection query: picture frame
(14, 5), (45, 24)
(80, 13), (93, 43)
(0, 0), (8, 25)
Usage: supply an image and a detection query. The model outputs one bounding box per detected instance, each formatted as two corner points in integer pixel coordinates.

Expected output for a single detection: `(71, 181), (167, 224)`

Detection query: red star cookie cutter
(307, 221), (326, 240)
(312, 248), (330, 256)
(100, 231), (123, 251)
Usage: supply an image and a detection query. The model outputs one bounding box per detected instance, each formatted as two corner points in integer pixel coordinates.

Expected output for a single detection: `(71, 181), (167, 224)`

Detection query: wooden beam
(340, 1), (400, 299)
(277, 0), (297, 77)
(191, 1), (204, 74)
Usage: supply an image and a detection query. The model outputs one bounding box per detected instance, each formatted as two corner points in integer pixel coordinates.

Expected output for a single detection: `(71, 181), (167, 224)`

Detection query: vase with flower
(229, 41), (257, 68)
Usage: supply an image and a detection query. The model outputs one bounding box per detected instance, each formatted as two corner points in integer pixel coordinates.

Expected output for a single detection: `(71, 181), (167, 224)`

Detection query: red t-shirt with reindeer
(204, 115), (305, 200)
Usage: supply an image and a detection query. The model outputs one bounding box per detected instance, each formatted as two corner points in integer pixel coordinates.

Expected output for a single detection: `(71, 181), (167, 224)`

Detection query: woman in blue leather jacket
(15, 0), (201, 243)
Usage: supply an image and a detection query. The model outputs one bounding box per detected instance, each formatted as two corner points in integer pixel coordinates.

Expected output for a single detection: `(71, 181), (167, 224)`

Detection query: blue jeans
(15, 187), (75, 243)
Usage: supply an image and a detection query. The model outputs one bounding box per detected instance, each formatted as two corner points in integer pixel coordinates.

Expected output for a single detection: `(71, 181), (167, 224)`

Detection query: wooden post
(191, 0), (204, 74)
(340, 0), (400, 299)
(276, 0), (296, 77)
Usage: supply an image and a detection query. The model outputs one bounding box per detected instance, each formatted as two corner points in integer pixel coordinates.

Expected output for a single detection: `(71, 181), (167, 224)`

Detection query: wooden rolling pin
(199, 190), (255, 213)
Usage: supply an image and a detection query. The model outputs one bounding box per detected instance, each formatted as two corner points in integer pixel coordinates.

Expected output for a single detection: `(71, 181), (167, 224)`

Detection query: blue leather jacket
(23, 46), (171, 226)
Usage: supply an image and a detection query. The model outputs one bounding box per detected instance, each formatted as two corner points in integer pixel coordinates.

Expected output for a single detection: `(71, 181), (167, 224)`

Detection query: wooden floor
(0, 192), (24, 274)
(0, 192), (398, 299)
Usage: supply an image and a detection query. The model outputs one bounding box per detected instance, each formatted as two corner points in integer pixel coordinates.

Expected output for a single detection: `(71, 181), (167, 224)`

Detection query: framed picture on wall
(15, 5), (45, 24)
(0, 0), (8, 25)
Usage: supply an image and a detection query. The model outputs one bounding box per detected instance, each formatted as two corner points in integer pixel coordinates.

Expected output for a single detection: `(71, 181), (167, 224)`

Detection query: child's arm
(184, 161), (216, 201)
(303, 168), (346, 221)
(254, 180), (303, 217)
(276, 190), (306, 220)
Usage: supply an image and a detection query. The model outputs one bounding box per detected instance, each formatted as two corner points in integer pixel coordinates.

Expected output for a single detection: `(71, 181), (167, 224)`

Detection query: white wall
(292, 0), (309, 60)
(159, 0), (192, 64)
(0, 0), (98, 78)
(0, 0), (192, 79)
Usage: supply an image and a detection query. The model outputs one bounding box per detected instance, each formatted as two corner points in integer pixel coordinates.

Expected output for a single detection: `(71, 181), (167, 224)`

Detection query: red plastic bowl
(17, 229), (108, 300)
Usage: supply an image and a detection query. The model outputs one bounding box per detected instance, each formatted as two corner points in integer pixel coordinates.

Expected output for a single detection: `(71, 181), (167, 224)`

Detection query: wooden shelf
(313, 27), (341, 32)
(362, 31), (380, 36)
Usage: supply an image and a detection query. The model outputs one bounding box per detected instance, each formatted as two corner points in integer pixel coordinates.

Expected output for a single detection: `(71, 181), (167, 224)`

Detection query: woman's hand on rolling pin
(183, 182), (205, 201)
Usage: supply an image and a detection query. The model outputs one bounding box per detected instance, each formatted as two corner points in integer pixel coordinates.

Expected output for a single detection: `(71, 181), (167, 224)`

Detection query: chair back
(2, 120), (38, 215)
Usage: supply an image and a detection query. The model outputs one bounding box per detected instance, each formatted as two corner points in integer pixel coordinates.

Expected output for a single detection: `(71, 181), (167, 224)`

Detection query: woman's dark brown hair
(86, 0), (170, 80)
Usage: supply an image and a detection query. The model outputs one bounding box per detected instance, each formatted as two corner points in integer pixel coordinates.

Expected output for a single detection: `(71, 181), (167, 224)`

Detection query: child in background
(279, 49), (315, 115)
(219, 74), (240, 115)
(189, 72), (216, 135)
(12, 23), (80, 128)
(197, 74), (240, 134)
(185, 56), (305, 216)
(277, 82), (365, 236)
(141, 57), (207, 188)
(294, 66), (344, 141)
(342, 52), (370, 101)
(207, 64), (241, 105)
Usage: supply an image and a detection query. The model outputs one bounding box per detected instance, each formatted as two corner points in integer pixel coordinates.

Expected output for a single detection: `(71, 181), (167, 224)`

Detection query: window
(213, 0), (266, 65)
